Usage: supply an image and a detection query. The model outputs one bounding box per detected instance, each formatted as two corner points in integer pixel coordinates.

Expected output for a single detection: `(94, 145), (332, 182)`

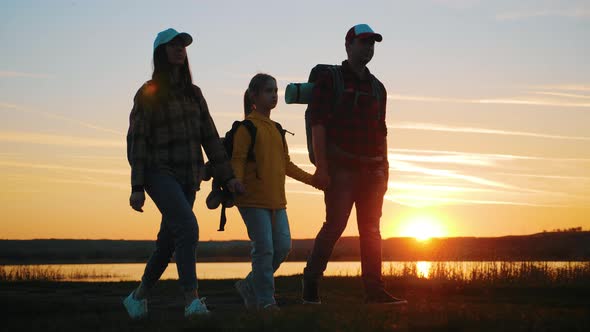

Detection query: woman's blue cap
(153, 28), (193, 51)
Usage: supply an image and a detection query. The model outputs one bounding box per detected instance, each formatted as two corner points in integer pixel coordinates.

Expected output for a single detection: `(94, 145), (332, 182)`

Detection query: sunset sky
(1, 0), (589, 241)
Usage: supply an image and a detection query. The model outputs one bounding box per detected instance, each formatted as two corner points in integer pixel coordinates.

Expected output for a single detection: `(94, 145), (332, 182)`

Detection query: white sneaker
(184, 297), (210, 318)
(123, 290), (147, 319)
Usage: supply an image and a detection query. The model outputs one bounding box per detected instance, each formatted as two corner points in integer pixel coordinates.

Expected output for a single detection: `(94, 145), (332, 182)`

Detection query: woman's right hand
(130, 191), (145, 212)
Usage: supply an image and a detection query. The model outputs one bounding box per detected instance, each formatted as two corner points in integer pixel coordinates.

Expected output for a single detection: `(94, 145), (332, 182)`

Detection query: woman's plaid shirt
(127, 82), (233, 192)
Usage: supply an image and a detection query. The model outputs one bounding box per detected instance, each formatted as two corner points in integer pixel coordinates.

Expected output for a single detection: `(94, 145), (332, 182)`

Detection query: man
(303, 24), (407, 305)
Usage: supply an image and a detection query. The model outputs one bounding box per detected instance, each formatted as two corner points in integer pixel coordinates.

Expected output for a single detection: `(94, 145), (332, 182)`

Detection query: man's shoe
(235, 279), (256, 308)
(261, 303), (281, 312)
(185, 297), (210, 318)
(366, 289), (408, 305)
(123, 290), (148, 319)
(302, 278), (321, 304)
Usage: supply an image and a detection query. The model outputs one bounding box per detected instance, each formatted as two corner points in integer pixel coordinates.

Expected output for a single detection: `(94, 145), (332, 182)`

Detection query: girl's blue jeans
(238, 207), (292, 306)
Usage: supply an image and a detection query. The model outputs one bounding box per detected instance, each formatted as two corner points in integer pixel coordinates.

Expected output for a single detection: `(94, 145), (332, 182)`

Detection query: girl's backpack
(204, 119), (289, 231)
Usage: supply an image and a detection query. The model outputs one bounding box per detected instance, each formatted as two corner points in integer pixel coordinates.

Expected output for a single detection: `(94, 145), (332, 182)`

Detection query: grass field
(1, 267), (589, 331)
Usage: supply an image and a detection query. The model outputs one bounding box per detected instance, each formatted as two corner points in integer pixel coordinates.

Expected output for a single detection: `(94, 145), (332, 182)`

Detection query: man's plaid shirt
(127, 81), (233, 192)
(308, 61), (388, 168)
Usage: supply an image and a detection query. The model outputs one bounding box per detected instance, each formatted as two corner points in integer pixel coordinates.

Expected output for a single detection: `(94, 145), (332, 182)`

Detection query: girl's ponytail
(243, 89), (254, 118)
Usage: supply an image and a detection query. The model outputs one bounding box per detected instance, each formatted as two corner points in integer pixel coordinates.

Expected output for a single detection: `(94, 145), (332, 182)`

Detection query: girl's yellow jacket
(231, 111), (313, 209)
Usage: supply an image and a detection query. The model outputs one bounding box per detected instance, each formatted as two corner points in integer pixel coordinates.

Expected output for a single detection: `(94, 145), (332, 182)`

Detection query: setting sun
(400, 214), (446, 241)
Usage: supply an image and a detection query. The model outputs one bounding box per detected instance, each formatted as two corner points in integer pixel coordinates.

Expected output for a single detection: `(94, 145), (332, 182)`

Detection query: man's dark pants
(304, 163), (388, 294)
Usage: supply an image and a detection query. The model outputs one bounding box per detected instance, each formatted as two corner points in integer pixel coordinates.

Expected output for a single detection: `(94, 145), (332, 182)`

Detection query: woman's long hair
(152, 43), (197, 101)
(243, 73), (276, 118)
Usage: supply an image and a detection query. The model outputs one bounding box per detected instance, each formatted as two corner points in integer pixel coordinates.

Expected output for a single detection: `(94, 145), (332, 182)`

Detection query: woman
(124, 28), (243, 319)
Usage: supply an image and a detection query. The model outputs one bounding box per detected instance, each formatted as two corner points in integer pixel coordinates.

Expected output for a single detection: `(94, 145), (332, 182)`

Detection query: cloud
(496, 7), (590, 21)
(274, 75), (307, 83)
(287, 148), (587, 208)
(391, 148), (590, 163)
(390, 152), (496, 167)
(227, 73), (307, 83)
(287, 176), (554, 208)
(222, 89), (286, 98)
(0, 103), (123, 136)
(478, 98), (590, 108)
(389, 182), (498, 193)
(391, 122), (590, 141)
(0, 131), (123, 148)
(0, 103), (21, 111)
(534, 85), (590, 92)
(0, 152), (21, 157)
(61, 155), (123, 160)
(1, 189), (44, 194)
(388, 94), (474, 104)
(494, 172), (590, 181)
(287, 146), (309, 156)
(531, 91), (590, 100)
(388, 94), (590, 108)
(285, 189), (323, 196)
(3, 172), (128, 190)
(44, 178), (128, 190)
(390, 160), (516, 190)
(289, 145), (590, 165)
(384, 194), (569, 208)
(393, 158), (584, 195)
(0, 71), (52, 78)
(431, 0), (481, 9)
(0, 160), (127, 176)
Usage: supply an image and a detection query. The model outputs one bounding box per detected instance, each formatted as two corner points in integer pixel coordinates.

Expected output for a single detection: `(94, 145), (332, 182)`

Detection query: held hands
(312, 167), (330, 191)
(129, 191), (145, 213)
(226, 178), (246, 195)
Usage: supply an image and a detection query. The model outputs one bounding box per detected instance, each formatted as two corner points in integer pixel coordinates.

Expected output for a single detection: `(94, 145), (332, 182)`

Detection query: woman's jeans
(239, 208), (292, 306)
(141, 171), (199, 292)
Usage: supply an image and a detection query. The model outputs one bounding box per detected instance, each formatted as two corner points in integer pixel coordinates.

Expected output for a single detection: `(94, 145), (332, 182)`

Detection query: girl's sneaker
(184, 297), (210, 318)
(123, 290), (148, 319)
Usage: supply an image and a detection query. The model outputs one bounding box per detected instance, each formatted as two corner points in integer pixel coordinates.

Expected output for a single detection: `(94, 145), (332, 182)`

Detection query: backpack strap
(241, 120), (257, 161)
(217, 120), (257, 232)
(369, 74), (384, 121)
(327, 65), (344, 112)
(218, 203), (227, 231)
(274, 122), (289, 150)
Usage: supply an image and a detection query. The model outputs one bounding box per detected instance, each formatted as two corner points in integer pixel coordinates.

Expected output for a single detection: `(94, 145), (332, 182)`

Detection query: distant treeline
(1, 231), (589, 264)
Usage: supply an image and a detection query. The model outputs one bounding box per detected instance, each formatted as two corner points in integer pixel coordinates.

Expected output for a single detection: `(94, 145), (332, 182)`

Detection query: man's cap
(345, 24), (382, 43)
(153, 28), (193, 51)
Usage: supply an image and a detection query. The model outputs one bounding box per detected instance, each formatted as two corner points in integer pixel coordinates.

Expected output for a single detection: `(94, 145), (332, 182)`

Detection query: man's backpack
(203, 119), (289, 231)
(285, 64), (383, 165)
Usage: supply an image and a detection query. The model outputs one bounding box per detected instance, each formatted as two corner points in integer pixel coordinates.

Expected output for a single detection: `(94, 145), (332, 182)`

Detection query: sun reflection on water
(417, 261), (432, 278)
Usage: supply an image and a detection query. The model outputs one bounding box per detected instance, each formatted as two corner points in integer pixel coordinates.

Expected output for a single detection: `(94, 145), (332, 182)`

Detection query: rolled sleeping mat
(285, 82), (315, 104)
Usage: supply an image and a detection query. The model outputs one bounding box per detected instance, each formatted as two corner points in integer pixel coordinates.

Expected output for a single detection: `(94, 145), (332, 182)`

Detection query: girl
(231, 73), (322, 310)
(124, 28), (243, 319)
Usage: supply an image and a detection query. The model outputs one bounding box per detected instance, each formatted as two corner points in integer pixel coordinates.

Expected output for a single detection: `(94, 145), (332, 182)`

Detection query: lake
(2, 261), (587, 282)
